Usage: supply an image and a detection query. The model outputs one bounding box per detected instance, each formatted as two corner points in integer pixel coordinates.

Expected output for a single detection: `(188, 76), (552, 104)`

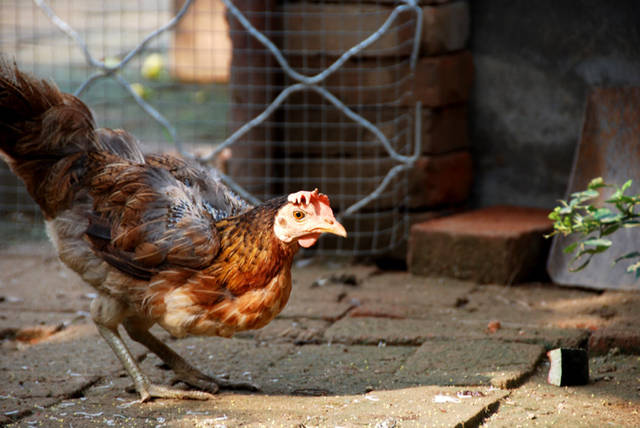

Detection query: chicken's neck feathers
(207, 196), (298, 294)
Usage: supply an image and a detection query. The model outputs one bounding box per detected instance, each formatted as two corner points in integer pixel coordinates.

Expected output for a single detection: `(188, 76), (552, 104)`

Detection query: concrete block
(413, 51), (473, 107)
(408, 206), (553, 284)
(421, 1), (470, 55)
(281, 3), (415, 57)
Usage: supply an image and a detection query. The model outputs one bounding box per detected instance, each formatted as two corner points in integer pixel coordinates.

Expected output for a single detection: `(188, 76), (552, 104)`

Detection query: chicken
(0, 61), (347, 401)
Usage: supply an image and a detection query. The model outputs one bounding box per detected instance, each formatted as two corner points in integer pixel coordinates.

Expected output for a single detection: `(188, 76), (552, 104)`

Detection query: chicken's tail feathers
(0, 59), (100, 218)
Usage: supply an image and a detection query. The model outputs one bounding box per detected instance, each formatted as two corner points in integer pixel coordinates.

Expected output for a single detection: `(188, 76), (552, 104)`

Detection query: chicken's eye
(293, 210), (305, 220)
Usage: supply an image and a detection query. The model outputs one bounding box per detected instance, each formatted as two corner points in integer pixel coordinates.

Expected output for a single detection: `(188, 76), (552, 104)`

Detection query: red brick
(283, 53), (473, 108)
(284, 56), (413, 106)
(281, 104), (468, 157)
(281, 3), (415, 57)
(421, 1), (470, 55)
(408, 206), (553, 284)
(413, 51), (473, 107)
(589, 327), (640, 355)
(226, 0), (278, 197)
(408, 151), (472, 208)
(280, 151), (472, 210)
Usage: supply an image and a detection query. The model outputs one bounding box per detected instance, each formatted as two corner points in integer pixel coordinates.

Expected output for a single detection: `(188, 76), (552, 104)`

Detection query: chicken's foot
(123, 318), (260, 394)
(96, 324), (215, 402)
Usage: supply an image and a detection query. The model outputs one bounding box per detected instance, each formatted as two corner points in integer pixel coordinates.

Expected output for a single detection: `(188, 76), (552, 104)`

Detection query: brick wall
(205, 0), (473, 254)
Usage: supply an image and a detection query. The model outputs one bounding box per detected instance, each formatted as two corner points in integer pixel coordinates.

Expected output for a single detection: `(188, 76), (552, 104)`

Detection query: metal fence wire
(0, 0), (422, 255)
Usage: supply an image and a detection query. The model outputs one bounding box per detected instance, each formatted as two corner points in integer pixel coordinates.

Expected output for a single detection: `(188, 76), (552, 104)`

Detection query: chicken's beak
(317, 219), (347, 238)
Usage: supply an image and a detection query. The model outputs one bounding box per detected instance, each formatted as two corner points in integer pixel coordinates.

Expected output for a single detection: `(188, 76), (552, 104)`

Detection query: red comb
(288, 189), (330, 206)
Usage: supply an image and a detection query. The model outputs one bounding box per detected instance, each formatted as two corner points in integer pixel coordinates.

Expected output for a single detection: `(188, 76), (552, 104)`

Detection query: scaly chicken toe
(141, 384), (215, 402)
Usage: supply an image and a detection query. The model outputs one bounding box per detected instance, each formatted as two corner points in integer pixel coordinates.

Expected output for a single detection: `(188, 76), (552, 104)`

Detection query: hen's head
(274, 189), (347, 248)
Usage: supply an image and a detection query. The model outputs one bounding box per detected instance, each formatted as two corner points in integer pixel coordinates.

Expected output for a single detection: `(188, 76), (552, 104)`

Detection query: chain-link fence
(0, 0), (421, 255)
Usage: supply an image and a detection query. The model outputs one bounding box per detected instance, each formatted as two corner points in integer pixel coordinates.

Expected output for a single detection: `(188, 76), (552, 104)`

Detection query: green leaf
(563, 242), (579, 254)
(582, 238), (612, 249)
(610, 180), (633, 201)
(588, 177), (606, 190)
(598, 213), (623, 224)
(569, 255), (592, 272)
(590, 207), (612, 220)
(571, 189), (599, 203)
(614, 251), (640, 264)
(621, 179), (633, 193)
(626, 260), (640, 275)
(601, 224), (620, 236)
(558, 205), (572, 215)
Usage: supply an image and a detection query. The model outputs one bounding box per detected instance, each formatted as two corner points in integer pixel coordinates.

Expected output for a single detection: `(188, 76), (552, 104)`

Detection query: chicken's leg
(91, 296), (213, 401)
(123, 318), (259, 393)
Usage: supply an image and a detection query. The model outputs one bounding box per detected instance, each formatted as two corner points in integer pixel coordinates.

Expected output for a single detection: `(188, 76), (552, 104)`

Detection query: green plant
(547, 177), (640, 275)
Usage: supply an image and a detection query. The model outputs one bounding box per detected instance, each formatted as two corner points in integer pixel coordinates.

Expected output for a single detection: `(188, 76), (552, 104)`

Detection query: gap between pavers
(324, 316), (589, 349)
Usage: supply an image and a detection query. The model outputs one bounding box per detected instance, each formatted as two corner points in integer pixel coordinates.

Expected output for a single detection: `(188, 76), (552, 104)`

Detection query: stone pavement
(1, 243), (639, 427)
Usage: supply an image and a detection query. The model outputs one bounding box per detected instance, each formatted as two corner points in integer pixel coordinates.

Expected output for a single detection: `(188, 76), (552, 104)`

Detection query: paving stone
(0, 310), (84, 342)
(85, 337), (295, 398)
(262, 344), (416, 395)
(421, 1), (470, 55)
(397, 339), (545, 388)
(324, 314), (589, 353)
(279, 269), (363, 320)
(0, 322), (145, 409)
(408, 205), (553, 284)
(237, 317), (330, 344)
(325, 317), (475, 345)
(481, 325), (590, 350)
(0, 396), (59, 426)
(347, 273), (475, 318)
(0, 244), (91, 313)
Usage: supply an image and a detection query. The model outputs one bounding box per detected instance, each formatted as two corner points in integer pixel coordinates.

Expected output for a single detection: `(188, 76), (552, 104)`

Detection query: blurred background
(1, 0), (639, 264)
